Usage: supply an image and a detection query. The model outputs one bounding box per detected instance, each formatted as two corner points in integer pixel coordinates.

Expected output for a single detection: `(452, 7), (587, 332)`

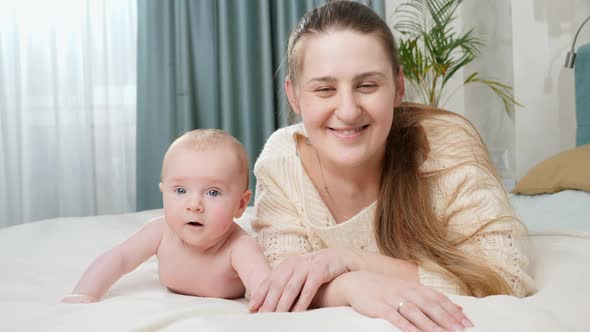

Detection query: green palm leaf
(392, 0), (520, 115)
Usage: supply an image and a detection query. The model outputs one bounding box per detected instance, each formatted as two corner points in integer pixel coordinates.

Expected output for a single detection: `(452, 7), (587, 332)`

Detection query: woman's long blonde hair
(288, 1), (512, 296)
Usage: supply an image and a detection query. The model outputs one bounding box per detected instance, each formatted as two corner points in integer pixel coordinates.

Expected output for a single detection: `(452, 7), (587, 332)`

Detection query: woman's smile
(328, 124), (369, 140)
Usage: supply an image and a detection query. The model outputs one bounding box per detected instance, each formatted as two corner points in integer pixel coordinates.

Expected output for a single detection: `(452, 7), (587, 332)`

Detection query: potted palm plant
(392, 0), (520, 114)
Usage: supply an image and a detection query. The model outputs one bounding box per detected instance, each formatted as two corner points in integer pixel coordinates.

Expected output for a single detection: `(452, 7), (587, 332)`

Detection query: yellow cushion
(512, 144), (590, 195)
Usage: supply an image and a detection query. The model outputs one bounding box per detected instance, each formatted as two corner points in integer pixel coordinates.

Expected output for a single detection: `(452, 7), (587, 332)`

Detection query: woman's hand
(61, 294), (98, 304)
(249, 248), (350, 313)
(339, 271), (473, 332)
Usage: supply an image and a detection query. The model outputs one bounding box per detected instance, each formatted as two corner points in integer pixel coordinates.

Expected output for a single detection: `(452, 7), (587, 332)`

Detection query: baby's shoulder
(134, 215), (166, 238)
(228, 225), (256, 246)
(145, 216), (168, 236)
(222, 228), (258, 257)
(147, 215), (166, 225)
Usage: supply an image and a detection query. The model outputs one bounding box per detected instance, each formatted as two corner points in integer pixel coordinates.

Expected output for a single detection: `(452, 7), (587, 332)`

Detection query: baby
(63, 129), (269, 303)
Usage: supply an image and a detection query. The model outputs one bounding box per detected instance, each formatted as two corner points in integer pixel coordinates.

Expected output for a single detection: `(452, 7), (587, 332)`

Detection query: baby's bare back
(156, 224), (246, 299)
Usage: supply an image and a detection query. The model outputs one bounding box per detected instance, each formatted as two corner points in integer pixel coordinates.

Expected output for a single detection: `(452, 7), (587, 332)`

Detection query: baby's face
(159, 146), (249, 249)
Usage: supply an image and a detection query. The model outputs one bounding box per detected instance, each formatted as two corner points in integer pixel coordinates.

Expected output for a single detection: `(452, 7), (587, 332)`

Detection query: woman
(249, 2), (534, 332)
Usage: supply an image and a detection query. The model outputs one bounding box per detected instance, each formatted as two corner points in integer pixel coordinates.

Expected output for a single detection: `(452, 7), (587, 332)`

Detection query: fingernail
(462, 319), (474, 328)
(452, 324), (464, 331)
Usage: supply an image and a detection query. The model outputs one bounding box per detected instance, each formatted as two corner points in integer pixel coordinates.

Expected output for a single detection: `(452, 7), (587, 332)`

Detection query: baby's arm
(62, 217), (164, 303)
(231, 235), (271, 297)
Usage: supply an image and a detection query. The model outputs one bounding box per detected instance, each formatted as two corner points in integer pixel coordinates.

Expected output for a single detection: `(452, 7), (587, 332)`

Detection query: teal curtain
(136, 0), (385, 211)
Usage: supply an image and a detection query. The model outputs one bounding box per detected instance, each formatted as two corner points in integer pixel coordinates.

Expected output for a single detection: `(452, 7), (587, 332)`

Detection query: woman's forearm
(310, 263), (416, 309)
(308, 248), (420, 309)
(310, 272), (351, 309)
(345, 249), (419, 282)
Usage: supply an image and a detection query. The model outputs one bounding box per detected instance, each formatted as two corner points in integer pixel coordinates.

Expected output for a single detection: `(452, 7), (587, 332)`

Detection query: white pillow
(511, 190), (590, 236)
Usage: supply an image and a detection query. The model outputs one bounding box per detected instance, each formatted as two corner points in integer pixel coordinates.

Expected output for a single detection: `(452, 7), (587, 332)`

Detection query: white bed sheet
(1, 190), (589, 331)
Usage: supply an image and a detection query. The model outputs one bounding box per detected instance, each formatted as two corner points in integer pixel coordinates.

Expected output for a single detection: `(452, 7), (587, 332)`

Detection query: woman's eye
(207, 189), (221, 197)
(174, 187), (187, 195)
(358, 84), (378, 92)
(315, 87), (335, 94)
(314, 88), (336, 98)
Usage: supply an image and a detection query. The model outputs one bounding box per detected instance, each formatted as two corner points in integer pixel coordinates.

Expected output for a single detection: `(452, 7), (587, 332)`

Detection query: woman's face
(286, 29), (404, 169)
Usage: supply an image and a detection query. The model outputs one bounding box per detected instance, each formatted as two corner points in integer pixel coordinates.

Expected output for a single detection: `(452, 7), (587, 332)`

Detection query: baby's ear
(159, 183), (163, 192)
(235, 189), (252, 218)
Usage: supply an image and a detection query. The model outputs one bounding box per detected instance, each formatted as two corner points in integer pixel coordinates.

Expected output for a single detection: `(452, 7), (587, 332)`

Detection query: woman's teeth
(330, 125), (368, 137)
(335, 128), (362, 135)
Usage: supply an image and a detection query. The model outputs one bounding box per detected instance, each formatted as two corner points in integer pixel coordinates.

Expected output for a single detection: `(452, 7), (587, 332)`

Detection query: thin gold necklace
(307, 139), (351, 221)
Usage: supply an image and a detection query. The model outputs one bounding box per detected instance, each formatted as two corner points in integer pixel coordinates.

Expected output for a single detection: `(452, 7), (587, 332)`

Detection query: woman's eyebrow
(306, 71), (386, 84)
(354, 71), (386, 80)
(306, 76), (337, 84)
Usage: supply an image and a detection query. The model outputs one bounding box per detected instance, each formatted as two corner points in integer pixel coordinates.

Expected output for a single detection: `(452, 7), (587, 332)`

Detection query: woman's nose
(335, 89), (362, 121)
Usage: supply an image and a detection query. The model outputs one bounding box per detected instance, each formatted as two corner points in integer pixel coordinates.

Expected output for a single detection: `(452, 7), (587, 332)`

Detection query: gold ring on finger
(396, 301), (405, 313)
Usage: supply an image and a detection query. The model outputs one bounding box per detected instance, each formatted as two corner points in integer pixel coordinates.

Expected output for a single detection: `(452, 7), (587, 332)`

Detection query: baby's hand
(61, 294), (98, 304)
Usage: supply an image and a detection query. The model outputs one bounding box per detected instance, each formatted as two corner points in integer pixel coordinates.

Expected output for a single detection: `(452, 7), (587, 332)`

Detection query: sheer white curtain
(0, 0), (137, 227)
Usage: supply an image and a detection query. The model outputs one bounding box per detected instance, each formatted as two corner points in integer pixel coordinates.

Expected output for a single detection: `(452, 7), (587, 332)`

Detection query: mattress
(1, 190), (589, 331)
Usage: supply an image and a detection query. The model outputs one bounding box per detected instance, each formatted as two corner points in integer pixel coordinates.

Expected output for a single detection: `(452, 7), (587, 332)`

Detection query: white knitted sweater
(252, 113), (534, 297)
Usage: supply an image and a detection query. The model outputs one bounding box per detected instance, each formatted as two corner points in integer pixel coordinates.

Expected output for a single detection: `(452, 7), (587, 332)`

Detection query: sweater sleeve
(417, 114), (535, 297)
(251, 160), (313, 268)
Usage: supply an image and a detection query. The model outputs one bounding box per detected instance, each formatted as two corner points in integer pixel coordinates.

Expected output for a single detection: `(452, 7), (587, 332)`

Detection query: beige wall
(386, 0), (590, 184)
(511, 0), (590, 178)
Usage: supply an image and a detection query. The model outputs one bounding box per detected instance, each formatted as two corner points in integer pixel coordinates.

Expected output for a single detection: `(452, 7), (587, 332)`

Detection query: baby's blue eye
(207, 189), (221, 197)
(174, 187), (187, 195)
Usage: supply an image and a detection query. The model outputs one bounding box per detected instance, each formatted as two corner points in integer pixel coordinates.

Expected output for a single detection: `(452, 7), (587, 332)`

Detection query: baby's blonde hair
(161, 129), (249, 190)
